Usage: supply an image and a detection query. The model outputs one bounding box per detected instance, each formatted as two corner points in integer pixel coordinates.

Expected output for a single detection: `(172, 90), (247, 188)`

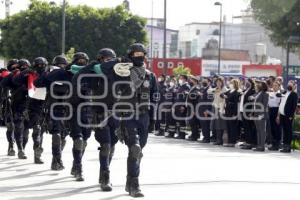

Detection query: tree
(172, 66), (191, 78)
(65, 47), (76, 62)
(251, 0), (300, 47)
(0, 0), (147, 61)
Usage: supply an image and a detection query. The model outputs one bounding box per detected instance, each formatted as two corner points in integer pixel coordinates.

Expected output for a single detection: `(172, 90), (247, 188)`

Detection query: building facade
(146, 18), (179, 58)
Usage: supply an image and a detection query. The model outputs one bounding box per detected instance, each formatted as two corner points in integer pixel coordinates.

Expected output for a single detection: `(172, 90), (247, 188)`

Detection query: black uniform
(71, 60), (120, 186)
(186, 85), (201, 141)
(34, 66), (73, 170)
(12, 69), (45, 163)
(1, 69), (28, 159)
(165, 84), (177, 138)
(0, 69), (15, 156)
(173, 82), (190, 139)
(198, 85), (213, 142)
(155, 80), (167, 136)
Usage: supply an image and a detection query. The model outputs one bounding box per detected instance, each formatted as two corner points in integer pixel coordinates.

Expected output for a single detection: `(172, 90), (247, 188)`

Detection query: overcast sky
(0, 0), (250, 29)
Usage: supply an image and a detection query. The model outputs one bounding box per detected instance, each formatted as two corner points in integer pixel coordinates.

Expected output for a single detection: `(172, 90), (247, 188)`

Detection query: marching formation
(0, 43), (156, 198)
(0, 42), (299, 198)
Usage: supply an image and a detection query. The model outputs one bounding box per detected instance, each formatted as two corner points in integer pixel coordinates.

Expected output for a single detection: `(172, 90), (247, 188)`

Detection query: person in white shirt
(268, 81), (282, 151)
(277, 80), (298, 153)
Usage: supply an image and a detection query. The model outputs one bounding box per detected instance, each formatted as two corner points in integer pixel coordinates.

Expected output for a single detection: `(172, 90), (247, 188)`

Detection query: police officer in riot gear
(12, 57), (48, 164)
(1, 59), (31, 159)
(68, 52), (92, 181)
(0, 59), (18, 156)
(174, 75), (190, 139)
(165, 77), (177, 138)
(97, 48), (117, 63)
(34, 55), (72, 170)
(94, 48), (119, 191)
(71, 48), (119, 189)
(116, 43), (157, 198)
(155, 74), (167, 136)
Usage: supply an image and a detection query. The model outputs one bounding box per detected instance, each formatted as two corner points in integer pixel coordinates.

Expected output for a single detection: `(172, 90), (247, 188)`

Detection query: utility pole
(150, 0), (154, 70)
(163, 0), (167, 75)
(61, 0), (66, 55)
(3, 0), (12, 18)
(214, 2), (222, 75)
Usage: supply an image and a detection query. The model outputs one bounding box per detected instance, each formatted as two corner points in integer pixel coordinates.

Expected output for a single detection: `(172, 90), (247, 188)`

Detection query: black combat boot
(7, 145), (16, 156)
(34, 147), (44, 164)
(99, 170), (112, 191)
(125, 175), (131, 192)
(71, 161), (76, 176)
(51, 156), (64, 171)
(18, 150), (27, 159)
(74, 164), (84, 182)
(129, 177), (144, 198)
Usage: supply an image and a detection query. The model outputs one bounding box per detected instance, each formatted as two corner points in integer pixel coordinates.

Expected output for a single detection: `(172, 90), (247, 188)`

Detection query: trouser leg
(270, 108), (281, 146)
(227, 119), (238, 144)
(166, 111), (176, 137)
(281, 115), (293, 147)
(255, 120), (266, 148)
(189, 116), (200, 140)
(200, 118), (211, 140)
(6, 121), (15, 148)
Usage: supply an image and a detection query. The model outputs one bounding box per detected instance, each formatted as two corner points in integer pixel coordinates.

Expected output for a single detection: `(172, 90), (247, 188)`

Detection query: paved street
(1, 127), (300, 200)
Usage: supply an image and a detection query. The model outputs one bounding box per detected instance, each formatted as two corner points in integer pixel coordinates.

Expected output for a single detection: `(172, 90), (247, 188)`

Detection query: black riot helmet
(7, 59), (19, 72)
(72, 52), (89, 66)
(127, 43), (147, 57)
(52, 55), (68, 68)
(18, 59), (31, 71)
(127, 43), (147, 67)
(33, 57), (48, 74)
(33, 57), (48, 67)
(97, 48), (116, 63)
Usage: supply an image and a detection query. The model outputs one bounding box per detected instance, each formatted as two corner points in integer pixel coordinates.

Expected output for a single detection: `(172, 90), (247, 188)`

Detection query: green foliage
(0, 0), (147, 61)
(172, 66), (191, 78)
(65, 47), (75, 63)
(251, 0), (300, 47)
(292, 115), (300, 150)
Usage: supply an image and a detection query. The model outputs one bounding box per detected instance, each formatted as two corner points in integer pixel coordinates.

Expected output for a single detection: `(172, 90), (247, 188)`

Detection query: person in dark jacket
(251, 81), (269, 152)
(155, 74), (167, 136)
(240, 78), (257, 150)
(198, 78), (213, 143)
(277, 80), (298, 153)
(115, 43), (155, 197)
(186, 75), (201, 141)
(34, 55), (72, 170)
(12, 57), (48, 164)
(0, 59), (18, 156)
(1, 59), (31, 159)
(165, 78), (177, 138)
(221, 79), (241, 147)
(72, 48), (120, 190)
(173, 75), (190, 139)
(68, 52), (93, 182)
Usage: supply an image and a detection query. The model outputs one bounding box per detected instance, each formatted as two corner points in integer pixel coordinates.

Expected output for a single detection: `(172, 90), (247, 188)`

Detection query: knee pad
(129, 144), (142, 160)
(52, 134), (61, 146)
(100, 143), (110, 157)
(73, 138), (84, 151)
